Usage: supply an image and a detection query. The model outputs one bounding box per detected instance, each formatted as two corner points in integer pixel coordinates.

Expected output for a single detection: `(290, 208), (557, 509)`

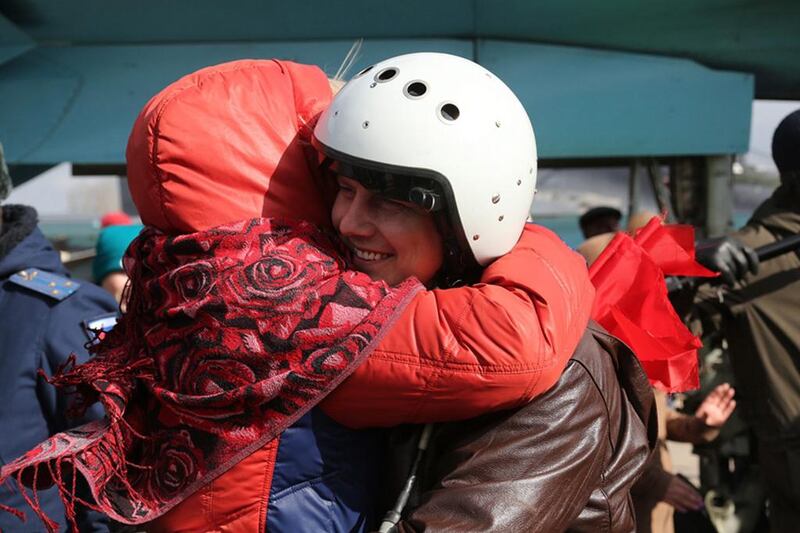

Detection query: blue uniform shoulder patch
(9, 268), (80, 301)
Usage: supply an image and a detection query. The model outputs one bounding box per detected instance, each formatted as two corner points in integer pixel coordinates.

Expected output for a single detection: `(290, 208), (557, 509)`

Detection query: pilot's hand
(696, 236), (759, 285)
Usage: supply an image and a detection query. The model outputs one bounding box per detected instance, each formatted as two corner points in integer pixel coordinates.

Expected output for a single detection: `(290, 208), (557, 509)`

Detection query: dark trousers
(758, 440), (800, 532)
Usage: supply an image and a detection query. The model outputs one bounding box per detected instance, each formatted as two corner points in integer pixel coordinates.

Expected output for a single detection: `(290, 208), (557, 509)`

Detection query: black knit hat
(579, 206), (622, 232)
(772, 109), (800, 176)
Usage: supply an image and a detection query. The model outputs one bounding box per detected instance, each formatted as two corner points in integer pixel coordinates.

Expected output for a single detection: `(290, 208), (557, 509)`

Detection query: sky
(745, 100), (800, 172)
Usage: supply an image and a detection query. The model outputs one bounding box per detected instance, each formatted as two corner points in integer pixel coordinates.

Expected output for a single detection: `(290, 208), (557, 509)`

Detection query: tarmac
(667, 441), (700, 486)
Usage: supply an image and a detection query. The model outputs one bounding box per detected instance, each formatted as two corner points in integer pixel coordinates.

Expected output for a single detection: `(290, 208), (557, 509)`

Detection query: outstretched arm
(666, 383), (736, 444)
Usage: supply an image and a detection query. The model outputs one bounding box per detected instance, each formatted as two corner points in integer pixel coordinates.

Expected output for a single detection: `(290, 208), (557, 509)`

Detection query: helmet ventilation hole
(491, 194), (500, 204)
(495, 120), (502, 128)
(375, 67), (398, 82)
(516, 179), (522, 186)
(404, 81), (427, 99)
(498, 215), (505, 221)
(355, 65), (374, 78)
(370, 82), (377, 88)
(440, 103), (460, 121)
(472, 234), (480, 241)
(362, 121), (370, 129)
(334, 110), (340, 117)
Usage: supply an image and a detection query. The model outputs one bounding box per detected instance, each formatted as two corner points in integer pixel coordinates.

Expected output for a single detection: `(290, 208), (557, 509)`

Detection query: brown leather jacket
(391, 323), (657, 533)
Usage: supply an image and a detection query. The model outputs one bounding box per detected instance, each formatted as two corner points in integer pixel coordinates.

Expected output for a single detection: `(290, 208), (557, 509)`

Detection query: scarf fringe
(2, 231), (160, 530)
(3, 417), (156, 532)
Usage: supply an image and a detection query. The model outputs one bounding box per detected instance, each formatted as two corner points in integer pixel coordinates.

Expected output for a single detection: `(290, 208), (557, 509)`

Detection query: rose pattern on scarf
(228, 244), (339, 339)
(0, 217), (422, 529)
(146, 430), (204, 501)
(168, 260), (219, 318)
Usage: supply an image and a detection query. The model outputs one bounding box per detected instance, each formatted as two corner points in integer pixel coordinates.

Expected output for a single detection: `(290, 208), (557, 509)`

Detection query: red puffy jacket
(128, 60), (594, 531)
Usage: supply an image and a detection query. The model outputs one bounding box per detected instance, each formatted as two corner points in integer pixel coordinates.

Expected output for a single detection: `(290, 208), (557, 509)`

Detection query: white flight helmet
(313, 52), (537, 276)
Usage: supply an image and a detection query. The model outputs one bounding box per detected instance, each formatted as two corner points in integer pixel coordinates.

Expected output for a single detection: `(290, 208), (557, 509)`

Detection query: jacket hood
(126, 60), (333, 234)
(0, 205), (66, 278)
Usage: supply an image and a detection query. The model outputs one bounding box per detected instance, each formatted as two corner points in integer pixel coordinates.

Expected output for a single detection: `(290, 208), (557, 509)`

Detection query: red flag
(589, 216), (715, 392)
(632, 217), (718, 277)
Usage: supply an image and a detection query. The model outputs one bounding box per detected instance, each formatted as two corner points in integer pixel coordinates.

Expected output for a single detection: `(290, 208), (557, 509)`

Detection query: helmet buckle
(408, 187), (441, 212)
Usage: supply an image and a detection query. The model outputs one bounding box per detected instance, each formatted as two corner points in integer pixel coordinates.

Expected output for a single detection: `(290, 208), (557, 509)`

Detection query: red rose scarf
(0, 218), (422, 531)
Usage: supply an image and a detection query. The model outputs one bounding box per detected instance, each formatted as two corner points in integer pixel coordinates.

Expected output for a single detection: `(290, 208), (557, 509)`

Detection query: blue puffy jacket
(148, 406), (388, 533)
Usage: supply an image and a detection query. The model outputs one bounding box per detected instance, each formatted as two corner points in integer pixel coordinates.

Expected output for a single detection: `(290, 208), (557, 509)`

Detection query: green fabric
(92, 224), (142, 282)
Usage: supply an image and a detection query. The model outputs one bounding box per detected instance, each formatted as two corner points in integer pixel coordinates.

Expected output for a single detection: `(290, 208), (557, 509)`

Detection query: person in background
(0, 142), (116, 532)
(579, 205), (622, 238)
(99, 211), (133, 229)
(578, 211), (737, 533)
(92, 223), (143, 306)
(689, 109), (800, 532)
(577, 231), (614, 264)
(631, 384), (735, 533)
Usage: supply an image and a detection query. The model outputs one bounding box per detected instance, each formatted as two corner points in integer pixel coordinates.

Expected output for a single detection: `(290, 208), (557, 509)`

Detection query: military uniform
(0, 204), (117, 532)
(693, 186), (800, 532)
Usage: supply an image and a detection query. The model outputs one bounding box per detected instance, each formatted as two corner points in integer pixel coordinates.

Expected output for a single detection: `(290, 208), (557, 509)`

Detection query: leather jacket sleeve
(630, 449), (673, 504)
(391, 325), (654, 533)
(396, 359), (611, 533)
(665, 409), (720, 444)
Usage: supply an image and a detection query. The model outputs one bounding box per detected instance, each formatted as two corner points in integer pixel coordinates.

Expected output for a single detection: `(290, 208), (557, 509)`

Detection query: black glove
(695, 236), (759, 285)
